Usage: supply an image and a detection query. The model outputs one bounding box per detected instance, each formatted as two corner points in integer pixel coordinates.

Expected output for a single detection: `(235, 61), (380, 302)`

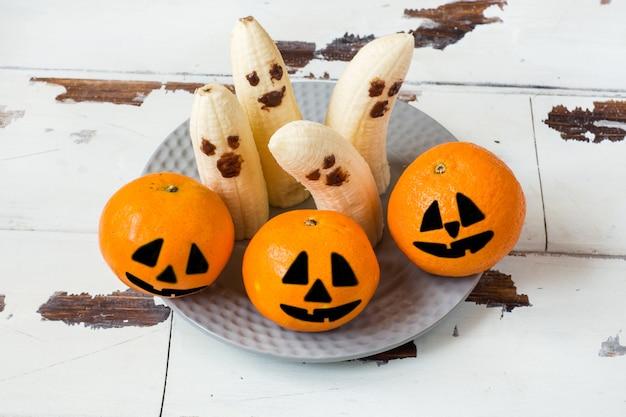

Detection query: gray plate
(143, 81), (480, 362)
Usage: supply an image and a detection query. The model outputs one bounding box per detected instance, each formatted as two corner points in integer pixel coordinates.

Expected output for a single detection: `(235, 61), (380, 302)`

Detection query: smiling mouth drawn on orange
(280, 300), (362, 323)
(412, 192), (494, 258)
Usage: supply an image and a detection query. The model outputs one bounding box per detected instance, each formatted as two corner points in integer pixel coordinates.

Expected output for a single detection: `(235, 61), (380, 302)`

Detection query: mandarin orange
(242, 209), (380, 332)
(99, 172), (235, 297)
(387, 142), (525, 277)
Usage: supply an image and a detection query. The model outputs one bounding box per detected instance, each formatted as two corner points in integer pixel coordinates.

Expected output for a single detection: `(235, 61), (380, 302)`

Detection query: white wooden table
(1, 1), (625, 415)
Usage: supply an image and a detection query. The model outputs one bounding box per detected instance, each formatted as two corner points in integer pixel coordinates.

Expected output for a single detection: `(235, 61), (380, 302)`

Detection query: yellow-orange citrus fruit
(99, 172), (235, 297)
(387, 142), (525, 277)
(242, 209), (380, 332)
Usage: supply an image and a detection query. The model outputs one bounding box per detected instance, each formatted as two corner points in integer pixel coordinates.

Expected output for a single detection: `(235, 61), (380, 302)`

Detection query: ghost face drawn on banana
(231, 16), (309, 208)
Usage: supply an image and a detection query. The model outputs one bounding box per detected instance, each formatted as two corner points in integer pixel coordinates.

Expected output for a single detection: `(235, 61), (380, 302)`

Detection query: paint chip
(544, 100), (626, 143)
(0, 106), (25, 128)
(71, 129), (97, 144)
(276, 40), (317, 68)
(30, 78), (207, 107)
(319, 33), (376, 62)
(37, 288), (171, 329)
(273, 0), (506, 75)
(163, 81), (208, 94)
(0, 294), (5, 312)
(405, 0), (507, 49)
(466, 269), (531, 314)
(599, 334), (626, 357)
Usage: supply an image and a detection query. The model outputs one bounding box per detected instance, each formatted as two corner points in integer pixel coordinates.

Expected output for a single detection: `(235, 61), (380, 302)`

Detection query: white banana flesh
(268, 120), (384, 247)
(230, 16), (309, 208)
(189, 83), (269, 240)
(325, 32), (414, 195)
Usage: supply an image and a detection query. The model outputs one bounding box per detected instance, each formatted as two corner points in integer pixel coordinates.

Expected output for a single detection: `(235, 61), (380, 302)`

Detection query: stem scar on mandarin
(304, 217), (318, 226)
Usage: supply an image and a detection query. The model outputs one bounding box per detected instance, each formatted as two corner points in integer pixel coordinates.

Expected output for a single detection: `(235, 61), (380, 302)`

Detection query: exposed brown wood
(318, 33), (376, 62)
(544, 100), (626, 142)
(405, 0), (507, 49)
(31, 78), (162, 106)
(0, 294), (5, 312)
(272, 0), (508, 75)
(163, 81), (206, 94)
(466, 269), (531, 312)
(359, 341), (417, 363)
(37, 288), (171, 329)
(276, 40), (316, 68)
(30, 78), (210, 106)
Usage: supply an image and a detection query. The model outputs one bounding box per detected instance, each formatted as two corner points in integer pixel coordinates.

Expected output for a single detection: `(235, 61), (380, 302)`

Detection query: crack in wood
(37, 288), (171, 329)
(544, 100), (626, 142)
(465, 269), (531, 313)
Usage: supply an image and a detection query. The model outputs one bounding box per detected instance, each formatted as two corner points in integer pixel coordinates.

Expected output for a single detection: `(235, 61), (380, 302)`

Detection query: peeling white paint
(599, 334), (626, 357)
(0, 105), (25, 128)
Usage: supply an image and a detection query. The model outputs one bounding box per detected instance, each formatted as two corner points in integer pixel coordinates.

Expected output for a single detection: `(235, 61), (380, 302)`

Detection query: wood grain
(359, 341), (417, 363)
(30, 78), (205, 106)
(465, 268), (531, 313)
(404, 0), (507, 49)
(37, 288), (171, 329)
(544, 100), (626, 143)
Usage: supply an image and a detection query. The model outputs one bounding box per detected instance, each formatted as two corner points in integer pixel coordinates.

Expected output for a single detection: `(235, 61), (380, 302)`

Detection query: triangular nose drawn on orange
(444, 221), (460, 238)
(157, 265), (177, 283)
(304, 279), (332, 303)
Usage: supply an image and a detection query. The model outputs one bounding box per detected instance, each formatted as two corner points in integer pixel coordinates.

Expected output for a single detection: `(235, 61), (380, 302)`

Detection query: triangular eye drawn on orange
(282, 251), (309, 285)
(186, 243), (209, 274)
(132, 238), (164, 267)
(331, 253), (358, 287)
(420, 201), (443, 232)
(419, 193), (486, 234)
(457, 193), (486, 226)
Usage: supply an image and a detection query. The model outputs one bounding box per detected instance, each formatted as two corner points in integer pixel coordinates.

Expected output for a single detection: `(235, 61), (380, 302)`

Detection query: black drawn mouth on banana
(258, 85), (286, 110)
(245, 63), (287, 110)
(199, 135), (244, 178)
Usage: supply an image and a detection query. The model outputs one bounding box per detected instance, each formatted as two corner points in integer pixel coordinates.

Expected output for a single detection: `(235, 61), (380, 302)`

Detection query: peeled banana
(189, 83), (269, 240)
(230, 16), (309, 208)
(325, 32), (414, 195)
(268, 120), (384, 247)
